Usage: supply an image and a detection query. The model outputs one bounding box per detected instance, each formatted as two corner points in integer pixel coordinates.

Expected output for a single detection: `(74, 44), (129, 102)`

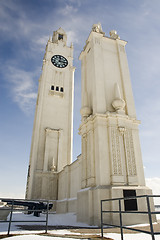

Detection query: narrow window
(123, 190), (138, 211)
(56, 86), (59, 91)
(51, 85), (54, 90)
(60, 87), (64, 92)
(58, 34), (63, 40)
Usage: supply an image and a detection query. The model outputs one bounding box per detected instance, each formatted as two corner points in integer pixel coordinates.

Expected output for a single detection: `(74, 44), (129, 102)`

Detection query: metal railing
(101, 195), (160, 240)
(0, 198), (52, 235)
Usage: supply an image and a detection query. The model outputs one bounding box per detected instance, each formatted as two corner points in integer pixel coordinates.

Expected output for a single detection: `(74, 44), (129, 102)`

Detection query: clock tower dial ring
(51, 55), (68, 68)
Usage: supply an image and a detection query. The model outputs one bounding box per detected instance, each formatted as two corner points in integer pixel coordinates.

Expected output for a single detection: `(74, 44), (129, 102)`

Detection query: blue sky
(0, 0), (160, 198)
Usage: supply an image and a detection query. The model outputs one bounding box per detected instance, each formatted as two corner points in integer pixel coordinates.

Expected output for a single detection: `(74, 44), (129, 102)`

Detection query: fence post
(146, 196), (155, 240)
(101, 200), (103, 238)
(8, 199), (14, 235)
(119, 199), (123, 240)
(45, 200), (49, 234)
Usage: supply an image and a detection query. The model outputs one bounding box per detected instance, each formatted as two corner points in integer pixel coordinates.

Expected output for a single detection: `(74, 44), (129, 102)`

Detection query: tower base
(77, 186), (156, 226)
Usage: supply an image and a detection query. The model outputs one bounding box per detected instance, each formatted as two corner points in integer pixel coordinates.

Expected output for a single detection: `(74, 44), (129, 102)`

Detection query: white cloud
(31, 35), (49, 52)
(36, 36), (49, 46)
(146, 178), (160, 204)
(0, 1), (28, 37)
(60, 4), (78, 16)
(138, 97), (160, 140)
(0, 191), (25, 199)
(66, 30), (78, 45)
(68, 0), (82, 7)
(0, 0), (49, 44)
(4, 66), (39, 115)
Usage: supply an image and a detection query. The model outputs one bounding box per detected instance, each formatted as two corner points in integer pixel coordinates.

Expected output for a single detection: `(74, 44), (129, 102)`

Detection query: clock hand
(59, 60), (65, 64)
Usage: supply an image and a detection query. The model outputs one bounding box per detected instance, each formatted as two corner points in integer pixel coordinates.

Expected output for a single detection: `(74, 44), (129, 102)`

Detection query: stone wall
(56, 155), (81, 213)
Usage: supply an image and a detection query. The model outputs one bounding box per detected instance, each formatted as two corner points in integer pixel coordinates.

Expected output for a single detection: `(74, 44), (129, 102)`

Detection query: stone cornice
(35, 170), (58, 176)
(79, 112), (140, 135)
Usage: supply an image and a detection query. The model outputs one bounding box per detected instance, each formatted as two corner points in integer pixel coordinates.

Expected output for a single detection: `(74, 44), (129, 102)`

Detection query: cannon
(2, 199), (53, 217)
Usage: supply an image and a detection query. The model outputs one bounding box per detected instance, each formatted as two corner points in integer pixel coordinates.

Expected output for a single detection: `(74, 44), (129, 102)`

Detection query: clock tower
(26, 28), (75, 200)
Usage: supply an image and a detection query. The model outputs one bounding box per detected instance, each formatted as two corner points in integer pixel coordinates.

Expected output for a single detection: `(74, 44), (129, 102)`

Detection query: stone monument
(26, 24), (154, 226)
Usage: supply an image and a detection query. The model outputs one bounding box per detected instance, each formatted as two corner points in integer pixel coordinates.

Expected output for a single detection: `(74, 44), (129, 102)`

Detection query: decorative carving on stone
(50, 157), (57, 172)
(80, 92), (92, 120)
(109, 30), (120, 40)
(49, 36), (52, 42)
(80, 106), (92, 119)
(45, 128), (60, 135)
(111, 128), (122, 175)
(81, 134), (87, 188)
(119, 45), (125, 53)
(43, 128), (60, 172)
(124, 129), (137, 176)
(45, 128), (52, 134)
(95, 38), (100, 44)
(92, 23), (104, 34)
(129, 130), (137, 175)
(118, 126), (126, 135)
(112, 83), (125, 114)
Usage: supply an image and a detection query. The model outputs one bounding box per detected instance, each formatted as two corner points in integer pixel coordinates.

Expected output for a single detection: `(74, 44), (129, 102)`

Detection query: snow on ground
(0, 212), (160, 239)
(0, 212), (97, 233)
(2, 235), (84, 240)
(1, 233), (160, 240)
(0, 212), (97, 235)
(105, 233), (160, 240)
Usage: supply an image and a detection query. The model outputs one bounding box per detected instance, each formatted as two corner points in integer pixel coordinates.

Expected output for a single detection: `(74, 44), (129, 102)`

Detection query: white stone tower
(26, 28), (75, 200)
(77, 23), (153, 225)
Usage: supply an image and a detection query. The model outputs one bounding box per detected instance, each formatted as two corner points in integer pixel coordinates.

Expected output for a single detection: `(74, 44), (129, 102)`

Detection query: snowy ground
(1, 233), (160, 240)
(0, 212), (160, 240)
(0, 236), (85, 240)
(0, 212), (96, 233)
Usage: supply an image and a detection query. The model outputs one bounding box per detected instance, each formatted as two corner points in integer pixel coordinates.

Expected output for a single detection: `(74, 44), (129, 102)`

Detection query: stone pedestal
(77, 186), (111, 226)
(77, 186), (156, 226)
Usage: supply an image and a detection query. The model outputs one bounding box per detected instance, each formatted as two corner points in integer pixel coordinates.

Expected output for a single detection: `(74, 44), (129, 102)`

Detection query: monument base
(56, 198), (77, 213)
(77, 185), (156, 226)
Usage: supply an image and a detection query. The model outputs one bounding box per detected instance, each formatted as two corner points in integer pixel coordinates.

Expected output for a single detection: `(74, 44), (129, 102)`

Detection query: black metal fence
(101, 194), (160, 240)
(1, 196), (160, 238)
(0, 198), (52, 235)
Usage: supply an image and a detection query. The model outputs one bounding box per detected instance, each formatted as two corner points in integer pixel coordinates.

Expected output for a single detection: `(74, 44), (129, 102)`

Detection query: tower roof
(56, 27), (66, 35)
(52, 27), (67, 45)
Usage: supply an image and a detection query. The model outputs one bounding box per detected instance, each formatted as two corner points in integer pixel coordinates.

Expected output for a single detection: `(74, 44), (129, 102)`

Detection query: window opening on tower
(51, 85), (54, 91)
(58, 34), (63, 40)
(56, 86), (59, 91)
(60, 87), (64, 92)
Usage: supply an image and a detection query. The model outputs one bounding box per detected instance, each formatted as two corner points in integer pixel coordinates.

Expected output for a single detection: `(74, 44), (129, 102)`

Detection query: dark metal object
(0, 198), (53, 235)
(146, 196), (155, 240)
(100, 200), (103, 238)
(119, 199), (123, 240)
(45, 201), (49, 233)
(2, 199), (53, 217)
(101, 195), (160, 240)
(7, 200), (14, 235)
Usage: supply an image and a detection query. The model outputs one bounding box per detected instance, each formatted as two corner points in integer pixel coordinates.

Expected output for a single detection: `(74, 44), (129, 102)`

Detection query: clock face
(51, 55), (68, 68)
